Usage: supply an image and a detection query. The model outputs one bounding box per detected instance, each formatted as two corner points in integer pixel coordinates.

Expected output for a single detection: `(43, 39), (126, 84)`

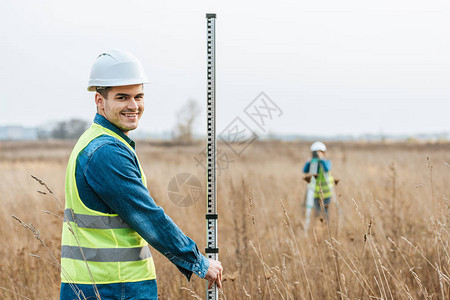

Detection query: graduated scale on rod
(205, 13), (219, 300)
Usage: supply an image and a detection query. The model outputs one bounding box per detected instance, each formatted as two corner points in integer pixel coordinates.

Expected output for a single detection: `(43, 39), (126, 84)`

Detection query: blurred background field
(0, 140), (448, 299)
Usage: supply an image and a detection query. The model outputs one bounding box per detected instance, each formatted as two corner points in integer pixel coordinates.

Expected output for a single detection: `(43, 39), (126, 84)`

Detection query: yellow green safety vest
(61, 123), (156, 284)
(310, 158), (334, 200)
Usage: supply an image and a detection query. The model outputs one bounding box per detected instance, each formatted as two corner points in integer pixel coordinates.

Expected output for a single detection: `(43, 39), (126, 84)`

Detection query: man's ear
(95, 92), (104, 109)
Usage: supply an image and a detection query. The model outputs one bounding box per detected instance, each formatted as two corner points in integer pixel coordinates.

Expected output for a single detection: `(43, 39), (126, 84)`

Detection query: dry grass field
(0, 140), (448, 299)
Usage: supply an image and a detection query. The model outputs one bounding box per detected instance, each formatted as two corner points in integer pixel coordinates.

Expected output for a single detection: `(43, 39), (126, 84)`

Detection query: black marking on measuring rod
(205, 248), (219, 253)
(206, 13), (218, 300)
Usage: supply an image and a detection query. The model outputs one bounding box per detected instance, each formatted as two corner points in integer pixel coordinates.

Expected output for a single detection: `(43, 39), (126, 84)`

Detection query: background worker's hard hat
(87, 49), (149, 92)
(311, 141), (326, 152)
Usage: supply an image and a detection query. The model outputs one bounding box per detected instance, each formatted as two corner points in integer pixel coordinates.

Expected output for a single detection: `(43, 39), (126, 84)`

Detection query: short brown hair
(95, 86), (112, 98)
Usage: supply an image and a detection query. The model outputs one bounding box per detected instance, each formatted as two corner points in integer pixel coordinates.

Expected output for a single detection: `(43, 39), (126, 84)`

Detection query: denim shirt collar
(94, 113), (135, 149)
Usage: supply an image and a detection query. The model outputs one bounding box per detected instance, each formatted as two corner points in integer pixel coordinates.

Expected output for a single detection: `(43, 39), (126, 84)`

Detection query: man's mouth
(122, 112), (139, 118)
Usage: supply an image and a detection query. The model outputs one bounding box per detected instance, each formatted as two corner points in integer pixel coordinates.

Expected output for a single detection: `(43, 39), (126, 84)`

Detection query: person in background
(60, 49), (222, 300)
(302, 141), (334, 230)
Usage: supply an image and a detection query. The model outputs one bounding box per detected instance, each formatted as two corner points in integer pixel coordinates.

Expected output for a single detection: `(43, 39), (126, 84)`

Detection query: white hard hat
(310, 141), (326, 152)
(87, 49), (149, 91)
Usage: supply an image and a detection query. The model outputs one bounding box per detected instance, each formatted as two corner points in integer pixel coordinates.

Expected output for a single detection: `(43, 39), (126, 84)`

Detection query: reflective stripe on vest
(61, 123), (156, 284)
(64, 208), (130, 229)
(61, 245), (152, 262)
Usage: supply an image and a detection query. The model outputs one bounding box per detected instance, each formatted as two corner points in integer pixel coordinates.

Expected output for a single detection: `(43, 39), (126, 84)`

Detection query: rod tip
(206, 13), (216, 18)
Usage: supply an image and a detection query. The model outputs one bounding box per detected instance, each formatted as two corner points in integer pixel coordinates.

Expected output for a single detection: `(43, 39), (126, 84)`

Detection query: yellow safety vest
(61, 123), (156, 284)
(308, 158), (334, 199)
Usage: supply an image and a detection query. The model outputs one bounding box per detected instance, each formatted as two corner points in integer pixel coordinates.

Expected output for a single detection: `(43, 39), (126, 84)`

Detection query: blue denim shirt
(61, 114), (208, 298)
(303, 159), (331, 173)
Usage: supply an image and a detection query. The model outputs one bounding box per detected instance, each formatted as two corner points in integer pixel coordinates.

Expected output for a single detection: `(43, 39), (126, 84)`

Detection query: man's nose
(127, 99), (139, 110)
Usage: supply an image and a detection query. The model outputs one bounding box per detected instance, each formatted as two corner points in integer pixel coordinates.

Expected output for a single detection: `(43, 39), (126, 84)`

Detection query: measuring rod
(205, 13), (218, 300)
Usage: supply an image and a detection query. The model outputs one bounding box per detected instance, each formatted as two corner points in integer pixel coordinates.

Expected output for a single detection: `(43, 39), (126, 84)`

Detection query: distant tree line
(38, 119), (89, 140)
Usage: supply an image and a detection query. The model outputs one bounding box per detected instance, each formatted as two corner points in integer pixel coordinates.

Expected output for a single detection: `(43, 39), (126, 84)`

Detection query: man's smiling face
(95, 84), (144, 135)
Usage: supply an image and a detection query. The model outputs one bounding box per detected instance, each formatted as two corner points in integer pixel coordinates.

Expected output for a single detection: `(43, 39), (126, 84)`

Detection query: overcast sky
(1, 0), (449, 136)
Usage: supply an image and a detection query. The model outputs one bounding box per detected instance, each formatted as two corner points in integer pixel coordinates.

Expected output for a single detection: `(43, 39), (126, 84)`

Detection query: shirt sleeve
(303, 161), (310, 173)
(320, 160), (332, 172)
(82, 140), (209, 281)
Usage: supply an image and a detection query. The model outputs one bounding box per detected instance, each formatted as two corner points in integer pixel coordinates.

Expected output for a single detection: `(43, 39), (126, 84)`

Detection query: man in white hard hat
(302, 141), (335, 230)
(60, 50), (222, 299)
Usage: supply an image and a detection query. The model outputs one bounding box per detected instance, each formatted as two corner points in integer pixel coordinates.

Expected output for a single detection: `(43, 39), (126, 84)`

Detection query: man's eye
(117, 96), (127, 100)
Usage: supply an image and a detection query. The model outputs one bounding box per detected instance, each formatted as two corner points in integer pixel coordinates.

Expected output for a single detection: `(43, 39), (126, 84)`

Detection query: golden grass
(0, 140), (449, 299)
